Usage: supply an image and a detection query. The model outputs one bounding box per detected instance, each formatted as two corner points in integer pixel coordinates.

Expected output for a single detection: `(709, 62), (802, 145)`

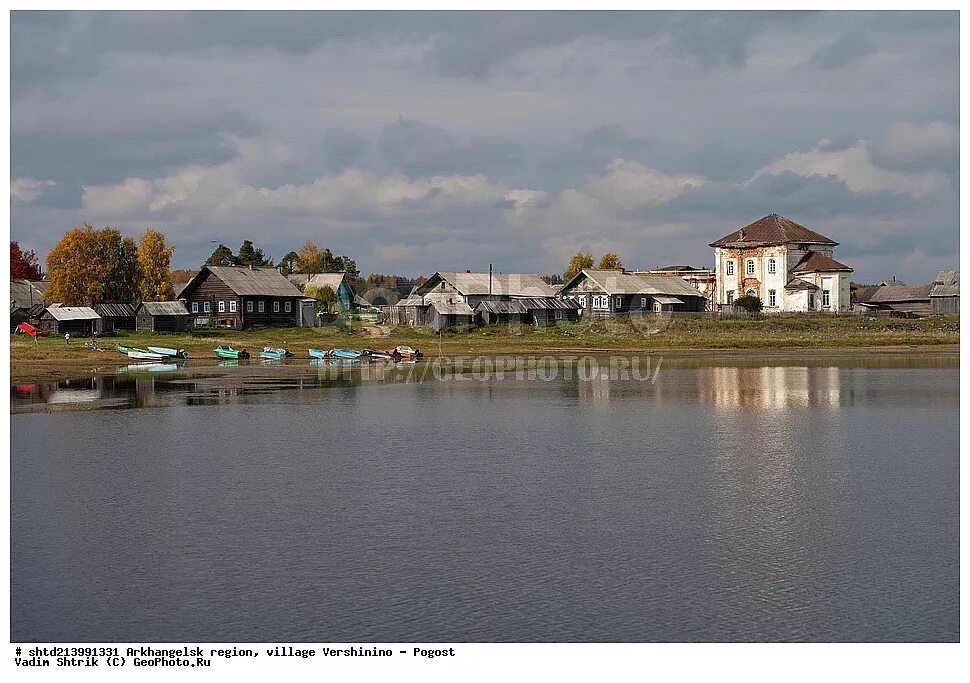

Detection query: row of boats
(213, 345), (422, 361)
(116, 344), (188, 361)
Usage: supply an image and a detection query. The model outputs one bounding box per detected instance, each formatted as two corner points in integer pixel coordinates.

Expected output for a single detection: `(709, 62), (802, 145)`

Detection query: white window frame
(822, 289), (830, 307)
(284, 301), (292, 313)
(578, 294), (587, 307)
(204, 301), (211, 313)
(230, 300), (237, 313)
(768, 259), (776, 274)
(614, 295), (622, 309)
(273, 301), (280, 313)
(746, 260), (755, 275)
(218, 300), (225, 313)
(191, 301), (199, 313)
(769, 289), (776, 307)
(726, 261), (735, 275)
(246, 300), (253, 313)
(653, 301), (661, 312)
(258, 301), (265, 313)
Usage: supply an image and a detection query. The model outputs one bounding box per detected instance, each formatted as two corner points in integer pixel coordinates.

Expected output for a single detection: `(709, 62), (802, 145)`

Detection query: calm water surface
(10, 354), (960, 642)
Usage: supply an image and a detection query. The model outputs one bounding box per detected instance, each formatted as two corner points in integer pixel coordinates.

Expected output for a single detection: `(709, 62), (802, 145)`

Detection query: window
(285, 301), (292, 313)
(653, 301), (661, 312)
(615, 295), (622, 309)
(726, 261), (735, 275)
(191, 301), (199, 313)
(273, 301), (280, 313)
(769, 289), (776, 307)
(218, 300), (225, 313)
(822, 289), (830, 307)
(809, 293), (815, 308)
(768, 259), (776, 274)
(246, 300), (253, 313)
(746, 260), (755, 275)
(555, 310), (562, 320)
(230, 300), (237, 313)
(641, 297), (647, 308)
(258, 301), (265, 313)
(578, 294), (587, 307)
(727, 291), (735, 304)
(204, 301), (211, 313)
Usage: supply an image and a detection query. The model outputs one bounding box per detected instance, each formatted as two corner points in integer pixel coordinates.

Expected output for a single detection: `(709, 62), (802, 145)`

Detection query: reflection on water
(10, 354), (959, 642)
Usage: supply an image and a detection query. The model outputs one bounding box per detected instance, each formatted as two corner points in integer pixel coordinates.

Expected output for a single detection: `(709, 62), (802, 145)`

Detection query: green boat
(115, 344), (139, 354)
(214, 346), (249, 360)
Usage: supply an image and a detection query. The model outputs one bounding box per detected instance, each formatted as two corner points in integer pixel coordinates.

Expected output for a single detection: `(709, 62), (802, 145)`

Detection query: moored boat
(116, 344), (139, 354)
(394, 346), (422, 360)
(259, 347), (293, 359)
(362, 349), (394, 360)
(127, 350), (166, 361)
(214, 346), (249, 359)
(148, 346), (188, 359)
(330, 348), (362, 359)
(308, 348), (329, 359)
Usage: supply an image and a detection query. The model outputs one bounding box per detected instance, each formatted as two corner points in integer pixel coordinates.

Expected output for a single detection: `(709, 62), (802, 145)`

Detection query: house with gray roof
(39, 305), (101, 336)
(135, 301), (190, 332)
(177, 265), (307, 328)
(559, 269), (707, 317)
(410, 271), (559, 308)
(931, 270), (959, 315)
(10, 279), (47, 329)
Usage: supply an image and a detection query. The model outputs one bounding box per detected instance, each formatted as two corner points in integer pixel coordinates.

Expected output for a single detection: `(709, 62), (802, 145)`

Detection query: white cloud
(10, 177), (55, 203)
(752, 140), (951, 198)
(582, 159), (705, 209)
(877, 121), (958, 167)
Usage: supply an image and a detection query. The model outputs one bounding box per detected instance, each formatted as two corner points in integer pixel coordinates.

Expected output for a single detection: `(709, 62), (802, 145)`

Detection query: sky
(9, 10), (960, 282)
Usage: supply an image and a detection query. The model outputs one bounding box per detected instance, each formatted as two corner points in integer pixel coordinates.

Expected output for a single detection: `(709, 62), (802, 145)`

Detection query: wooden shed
(40, 306), (101, 336)
(135, 301), (190, 332)
(382, 297), (429, 326)
(428, 300), (473, 332)
(519, 297), (582, 324)
(93, 303), (137, 333)
(860, 285), (934, 317)
(930, 270), (959, 315)
(474, 300), (529, 326)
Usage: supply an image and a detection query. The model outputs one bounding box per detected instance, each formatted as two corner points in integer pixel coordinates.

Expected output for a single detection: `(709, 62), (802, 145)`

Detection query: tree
(97, 228), (142, 303)
(205, 244), (238, 266)
(564, 251), (594, 280)
(44, 225), (110, 306)
(296, 241), (326, 274)
(598, 252), (623, 270)
(237, 240), (273, 267)
(279, 251), (299, 275)
(304, 284), (339, 313)
(170, 268), (200, 284)
(11, 241), (42, 280)
(138, 228), (176, 301)
(734, 294), (763, 313)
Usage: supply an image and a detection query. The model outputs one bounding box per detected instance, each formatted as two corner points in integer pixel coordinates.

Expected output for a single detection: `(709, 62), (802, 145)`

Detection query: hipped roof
(710, 214), (839, 247)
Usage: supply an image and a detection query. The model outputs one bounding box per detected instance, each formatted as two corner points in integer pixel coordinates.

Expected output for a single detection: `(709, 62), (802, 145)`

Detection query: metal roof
(475, 300), (528, 314)
(416, 272), (558, 298)
(44, 306), (100, 321)
(792, 251), (853, 273)
(179, 266), (305, 298)
(93, 303), (137, 317)
(10, 280), (47, 309)
(137, 301), (190, 316)
(710, 214), (839, 247)
(866, 285), (934, 303)
(288, 272), (349, 292)
(785, 278), (819, 291)
(652, 295), (684, 305)
(564, 270), (705, 297)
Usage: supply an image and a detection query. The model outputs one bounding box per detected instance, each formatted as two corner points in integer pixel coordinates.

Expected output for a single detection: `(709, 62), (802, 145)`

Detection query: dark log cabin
(177, 265), (307, 329)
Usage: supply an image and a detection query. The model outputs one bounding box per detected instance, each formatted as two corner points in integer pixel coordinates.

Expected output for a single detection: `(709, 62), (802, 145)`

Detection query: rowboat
(308, 348), (329, 359)
(214, 346), (249, 359)
(116, 344), (139, 354)
(394, 346), (421, 359)
(148, 346), (188, 359)
(259, 347), (293, 359)
(362, 349), (394, 360)
(128, 350), (166, 361)
(329, 348), (362, 359)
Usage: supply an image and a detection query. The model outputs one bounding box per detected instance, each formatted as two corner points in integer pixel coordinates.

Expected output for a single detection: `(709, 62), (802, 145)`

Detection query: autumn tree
(237, 240), (273, 267)
(44, 225), (111, 305)
(205, 244), (238, 266)
(97, 228), (142, 303)
(170, 268), (199, 284)
(598, 253), (623, 270)
(564, 251), (594, 280)
(138, 228), (176, 301)
(304, 284), (339, 313)
(11, 241), (42, 280)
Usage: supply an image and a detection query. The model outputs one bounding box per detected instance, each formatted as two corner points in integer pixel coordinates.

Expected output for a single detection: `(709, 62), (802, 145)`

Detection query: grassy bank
(9, 315), (959, 380)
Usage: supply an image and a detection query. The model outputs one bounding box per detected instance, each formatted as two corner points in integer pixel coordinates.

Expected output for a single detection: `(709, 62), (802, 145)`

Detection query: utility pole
(489, 263), (493, 301)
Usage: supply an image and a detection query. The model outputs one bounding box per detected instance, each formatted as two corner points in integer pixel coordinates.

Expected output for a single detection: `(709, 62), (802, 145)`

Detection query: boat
(214, 346), (249, 359)
(148, 346), (188, 359)
(115, 343), (139, 354)
(329, 348), (362, 359)
(127, 350), (166, 361)
(362, 349), (394, 360)
(259, 347), (293, 359)
(308, 348), (329, 359)
(394, 346), (422, 360)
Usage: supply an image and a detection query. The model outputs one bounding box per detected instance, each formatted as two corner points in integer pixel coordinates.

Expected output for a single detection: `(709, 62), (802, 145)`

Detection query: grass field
(9, 315), (960, 381)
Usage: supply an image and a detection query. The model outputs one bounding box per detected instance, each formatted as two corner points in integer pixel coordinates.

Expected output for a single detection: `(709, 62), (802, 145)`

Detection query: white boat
(127, 350), (166, 361)
(147, 346), (188, 359)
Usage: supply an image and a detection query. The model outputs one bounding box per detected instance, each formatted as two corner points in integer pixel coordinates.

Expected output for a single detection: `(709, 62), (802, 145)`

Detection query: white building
(710, 214), (853, 313)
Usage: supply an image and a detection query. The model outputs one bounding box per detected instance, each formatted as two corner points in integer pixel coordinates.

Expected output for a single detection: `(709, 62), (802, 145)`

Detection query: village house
(632, 266), (716, 310)
(93, 303), (137, 333)
(710, 214), (853, 312)
(474, 298), (582, 326)
(559, 269), (707, 317)
(135, 301), (190, 332)
(177, 265), (308, 329)
(287, 272), (358, 312)
(10, 279), (47, 329)
(409, 271), (560, 308)
(39, 305), (101, 336)
(930, 270), (959, 315)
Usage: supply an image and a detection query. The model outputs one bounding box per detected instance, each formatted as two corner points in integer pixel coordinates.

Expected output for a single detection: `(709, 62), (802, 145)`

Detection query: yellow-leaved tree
(564, 251), (595, 280)
(44, 225), (112, 306)
(138, 227), (176, 301)
(598, 252), (623, 270)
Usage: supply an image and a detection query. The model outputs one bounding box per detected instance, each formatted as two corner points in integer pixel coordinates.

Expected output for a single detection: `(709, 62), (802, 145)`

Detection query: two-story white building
(710, 214), (853, 312)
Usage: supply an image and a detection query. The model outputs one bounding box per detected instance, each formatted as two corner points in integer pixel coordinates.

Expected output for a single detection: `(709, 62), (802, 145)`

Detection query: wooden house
(931, 270), (959, 315)
(427, 300), (474, 332)
(857, 285), (934, 317)
(381, 296), (429, 327)
(410, 271), (559, 308)
(287, 272), (358, 312)
(559, 269), (707, 317)
(474, 297), (582, 326)
(93, 303), (137, 333)
(177, 265), (307, 328)
(40, 305), (101, 336)
(10, 280), (47, 330)
(474, 300), (529, 326)
(135, 301), (190, 332)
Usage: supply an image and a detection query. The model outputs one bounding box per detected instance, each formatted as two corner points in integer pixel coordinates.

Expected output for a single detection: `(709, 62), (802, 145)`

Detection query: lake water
(10, 354), (960, 642)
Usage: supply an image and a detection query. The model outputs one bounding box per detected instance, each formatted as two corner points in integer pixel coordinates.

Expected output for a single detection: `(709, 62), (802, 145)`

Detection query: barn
(93, 303), (137, 333)
(39, 306), (101, 336)
(135, 301), (190, 332)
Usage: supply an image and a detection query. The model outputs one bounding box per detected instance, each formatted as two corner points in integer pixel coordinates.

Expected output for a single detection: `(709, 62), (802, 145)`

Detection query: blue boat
(259, 347), (293, 359)
(330, 348), (362, 359)
(148, 346), (188, 359)
(308, 348), (329, 359)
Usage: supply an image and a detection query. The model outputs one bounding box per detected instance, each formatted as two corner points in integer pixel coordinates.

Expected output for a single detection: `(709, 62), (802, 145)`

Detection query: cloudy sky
(10, 11), (959, 281)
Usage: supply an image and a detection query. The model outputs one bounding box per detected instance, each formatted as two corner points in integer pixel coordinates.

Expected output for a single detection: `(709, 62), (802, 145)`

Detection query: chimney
(249, 264), (254, 271)
(465, 269), (471, 273)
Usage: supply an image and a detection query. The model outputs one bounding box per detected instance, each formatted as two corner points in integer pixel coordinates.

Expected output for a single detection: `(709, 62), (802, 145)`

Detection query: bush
(734, 295), (763, 313)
